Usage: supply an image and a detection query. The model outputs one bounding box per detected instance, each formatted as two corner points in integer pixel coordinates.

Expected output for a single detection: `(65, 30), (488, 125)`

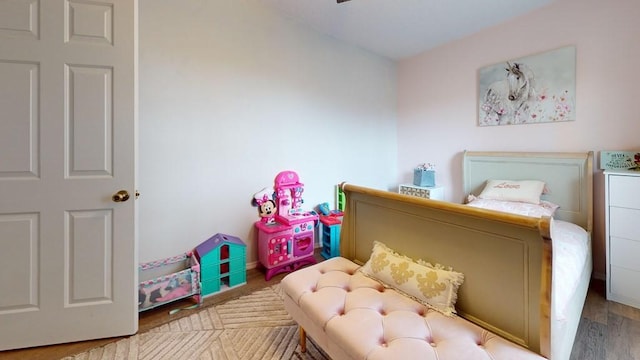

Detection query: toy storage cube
(321, 224), (341, 259)
(221, 248), (247, 287)
(200, 259), (225, 296)
(227, 269), (246, 288)
(320, 216), (341, 259)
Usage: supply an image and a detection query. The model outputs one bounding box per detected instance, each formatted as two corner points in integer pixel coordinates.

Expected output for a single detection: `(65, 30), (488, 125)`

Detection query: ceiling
(261, 0), (554, 60)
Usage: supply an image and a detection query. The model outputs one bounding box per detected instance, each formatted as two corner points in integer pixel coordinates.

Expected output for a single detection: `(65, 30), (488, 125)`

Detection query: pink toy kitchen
(253, 171), (318, 280)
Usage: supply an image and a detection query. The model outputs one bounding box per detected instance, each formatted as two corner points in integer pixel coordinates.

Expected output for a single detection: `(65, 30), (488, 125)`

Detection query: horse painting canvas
(478, 46), (576, 126)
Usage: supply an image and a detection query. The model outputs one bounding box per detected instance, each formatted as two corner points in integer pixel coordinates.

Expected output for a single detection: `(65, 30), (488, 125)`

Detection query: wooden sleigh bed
(282, 151), (593, 360)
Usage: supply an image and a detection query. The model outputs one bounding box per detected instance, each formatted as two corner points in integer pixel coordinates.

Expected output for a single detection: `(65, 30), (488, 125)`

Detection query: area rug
(61, 284), (329, 360)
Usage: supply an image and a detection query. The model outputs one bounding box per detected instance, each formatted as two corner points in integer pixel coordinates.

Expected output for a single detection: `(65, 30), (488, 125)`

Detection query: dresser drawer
(611, 236), (640, 271)
(609, 174), (640, 208)
(610, 265), (640, 301)
(609, 207), (640, 241)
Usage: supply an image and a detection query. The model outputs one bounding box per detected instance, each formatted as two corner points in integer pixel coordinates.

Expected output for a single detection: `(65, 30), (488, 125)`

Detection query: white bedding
(465, 199), (590, 321)
(552, 220), (590, 321)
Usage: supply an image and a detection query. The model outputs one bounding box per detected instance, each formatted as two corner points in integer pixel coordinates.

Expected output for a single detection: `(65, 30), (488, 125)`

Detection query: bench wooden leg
(299, 326), (307, 353)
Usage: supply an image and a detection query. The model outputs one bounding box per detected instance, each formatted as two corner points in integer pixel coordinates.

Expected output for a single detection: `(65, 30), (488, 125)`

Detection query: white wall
(138, 1), (397, 264)
(397, 0), (640, 278)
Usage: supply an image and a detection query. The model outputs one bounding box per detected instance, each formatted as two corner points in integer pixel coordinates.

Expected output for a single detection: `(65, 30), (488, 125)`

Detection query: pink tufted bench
(281, 257), (546, 360)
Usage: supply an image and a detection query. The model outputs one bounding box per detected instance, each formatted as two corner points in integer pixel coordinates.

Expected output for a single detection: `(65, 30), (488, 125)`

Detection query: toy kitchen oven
(254, 171), (318, 280)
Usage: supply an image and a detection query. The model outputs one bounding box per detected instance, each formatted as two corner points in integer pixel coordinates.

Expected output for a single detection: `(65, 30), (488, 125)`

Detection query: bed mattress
(552, 220), (590, 321)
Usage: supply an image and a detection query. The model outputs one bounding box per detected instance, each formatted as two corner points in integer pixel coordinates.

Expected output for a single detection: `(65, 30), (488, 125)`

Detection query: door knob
(112, 190), (130, 202)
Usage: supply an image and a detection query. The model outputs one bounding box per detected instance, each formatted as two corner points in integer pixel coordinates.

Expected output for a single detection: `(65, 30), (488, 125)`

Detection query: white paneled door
(0, 0), (137, 350)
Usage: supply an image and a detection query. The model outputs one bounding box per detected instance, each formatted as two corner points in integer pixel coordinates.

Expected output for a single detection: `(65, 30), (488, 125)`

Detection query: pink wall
(397, 0), (640, 278)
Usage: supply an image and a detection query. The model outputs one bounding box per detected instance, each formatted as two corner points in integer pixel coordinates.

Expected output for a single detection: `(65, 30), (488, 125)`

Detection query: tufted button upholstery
(281, 257), (545, 360)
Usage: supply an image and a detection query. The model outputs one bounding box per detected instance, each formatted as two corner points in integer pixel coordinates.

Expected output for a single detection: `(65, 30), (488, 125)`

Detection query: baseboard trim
(592, 271), (605, 281)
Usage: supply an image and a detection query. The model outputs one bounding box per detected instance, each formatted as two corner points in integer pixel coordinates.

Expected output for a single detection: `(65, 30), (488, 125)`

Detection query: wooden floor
(2, 255), (640, 360)
(569, 278), (640, 360)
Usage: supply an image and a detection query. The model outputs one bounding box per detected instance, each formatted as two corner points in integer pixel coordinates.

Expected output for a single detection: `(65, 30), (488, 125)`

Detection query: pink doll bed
(138, 252), (201, 312)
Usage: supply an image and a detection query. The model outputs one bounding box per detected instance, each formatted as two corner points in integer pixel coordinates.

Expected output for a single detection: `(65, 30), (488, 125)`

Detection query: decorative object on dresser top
(600, 150), (640, 171)
(604, 169), (640, 309)
(282, 151), (593, 360)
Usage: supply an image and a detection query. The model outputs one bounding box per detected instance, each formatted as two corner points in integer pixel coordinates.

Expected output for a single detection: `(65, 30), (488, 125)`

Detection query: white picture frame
(478, 46), (576, 126)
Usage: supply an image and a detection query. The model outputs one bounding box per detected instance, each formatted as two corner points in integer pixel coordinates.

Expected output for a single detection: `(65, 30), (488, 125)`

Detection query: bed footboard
(339, 184), (552, 357)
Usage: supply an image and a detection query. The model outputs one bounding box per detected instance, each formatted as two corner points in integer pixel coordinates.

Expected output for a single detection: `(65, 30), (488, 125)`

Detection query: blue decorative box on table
(413, 169), (435, 187)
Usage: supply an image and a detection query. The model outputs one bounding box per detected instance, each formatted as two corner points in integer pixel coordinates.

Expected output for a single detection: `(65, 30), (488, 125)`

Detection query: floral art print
(478, 46), (576, 126)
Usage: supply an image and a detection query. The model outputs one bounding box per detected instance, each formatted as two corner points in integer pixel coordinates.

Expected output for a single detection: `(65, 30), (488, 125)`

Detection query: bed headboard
(463, 151), (593, 232)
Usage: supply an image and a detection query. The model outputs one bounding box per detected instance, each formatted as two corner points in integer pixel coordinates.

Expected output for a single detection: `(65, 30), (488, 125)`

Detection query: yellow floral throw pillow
(359, 241), (464, 316)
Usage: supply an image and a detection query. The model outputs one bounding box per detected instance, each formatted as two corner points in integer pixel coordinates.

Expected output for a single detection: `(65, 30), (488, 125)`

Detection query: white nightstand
(398, 184), (444, 200)
(605, 170), (640, 309)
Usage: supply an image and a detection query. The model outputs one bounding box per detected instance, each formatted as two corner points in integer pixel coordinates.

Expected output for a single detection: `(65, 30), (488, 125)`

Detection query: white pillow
(478, 180), (546, 204)
(466, 196), (559, 218)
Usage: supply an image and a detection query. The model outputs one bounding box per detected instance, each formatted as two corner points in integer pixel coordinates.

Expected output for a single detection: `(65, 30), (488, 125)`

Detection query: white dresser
(605, 170), (640, 308)
(398, 184), (444, 200)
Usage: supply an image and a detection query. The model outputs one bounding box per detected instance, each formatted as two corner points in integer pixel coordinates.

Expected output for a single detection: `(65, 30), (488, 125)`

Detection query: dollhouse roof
(195, 233), (245, 257)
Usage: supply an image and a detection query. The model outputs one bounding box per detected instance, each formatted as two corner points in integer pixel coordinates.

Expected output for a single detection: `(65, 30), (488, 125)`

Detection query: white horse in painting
(481, 62), (537, 125)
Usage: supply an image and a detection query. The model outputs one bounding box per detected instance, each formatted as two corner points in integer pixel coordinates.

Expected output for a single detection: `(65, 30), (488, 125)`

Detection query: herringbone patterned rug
(61, 285), (329, 360)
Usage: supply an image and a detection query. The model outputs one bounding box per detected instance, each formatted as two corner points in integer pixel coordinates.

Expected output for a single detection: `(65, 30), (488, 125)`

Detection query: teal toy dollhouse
(194, 233), (246, 297)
